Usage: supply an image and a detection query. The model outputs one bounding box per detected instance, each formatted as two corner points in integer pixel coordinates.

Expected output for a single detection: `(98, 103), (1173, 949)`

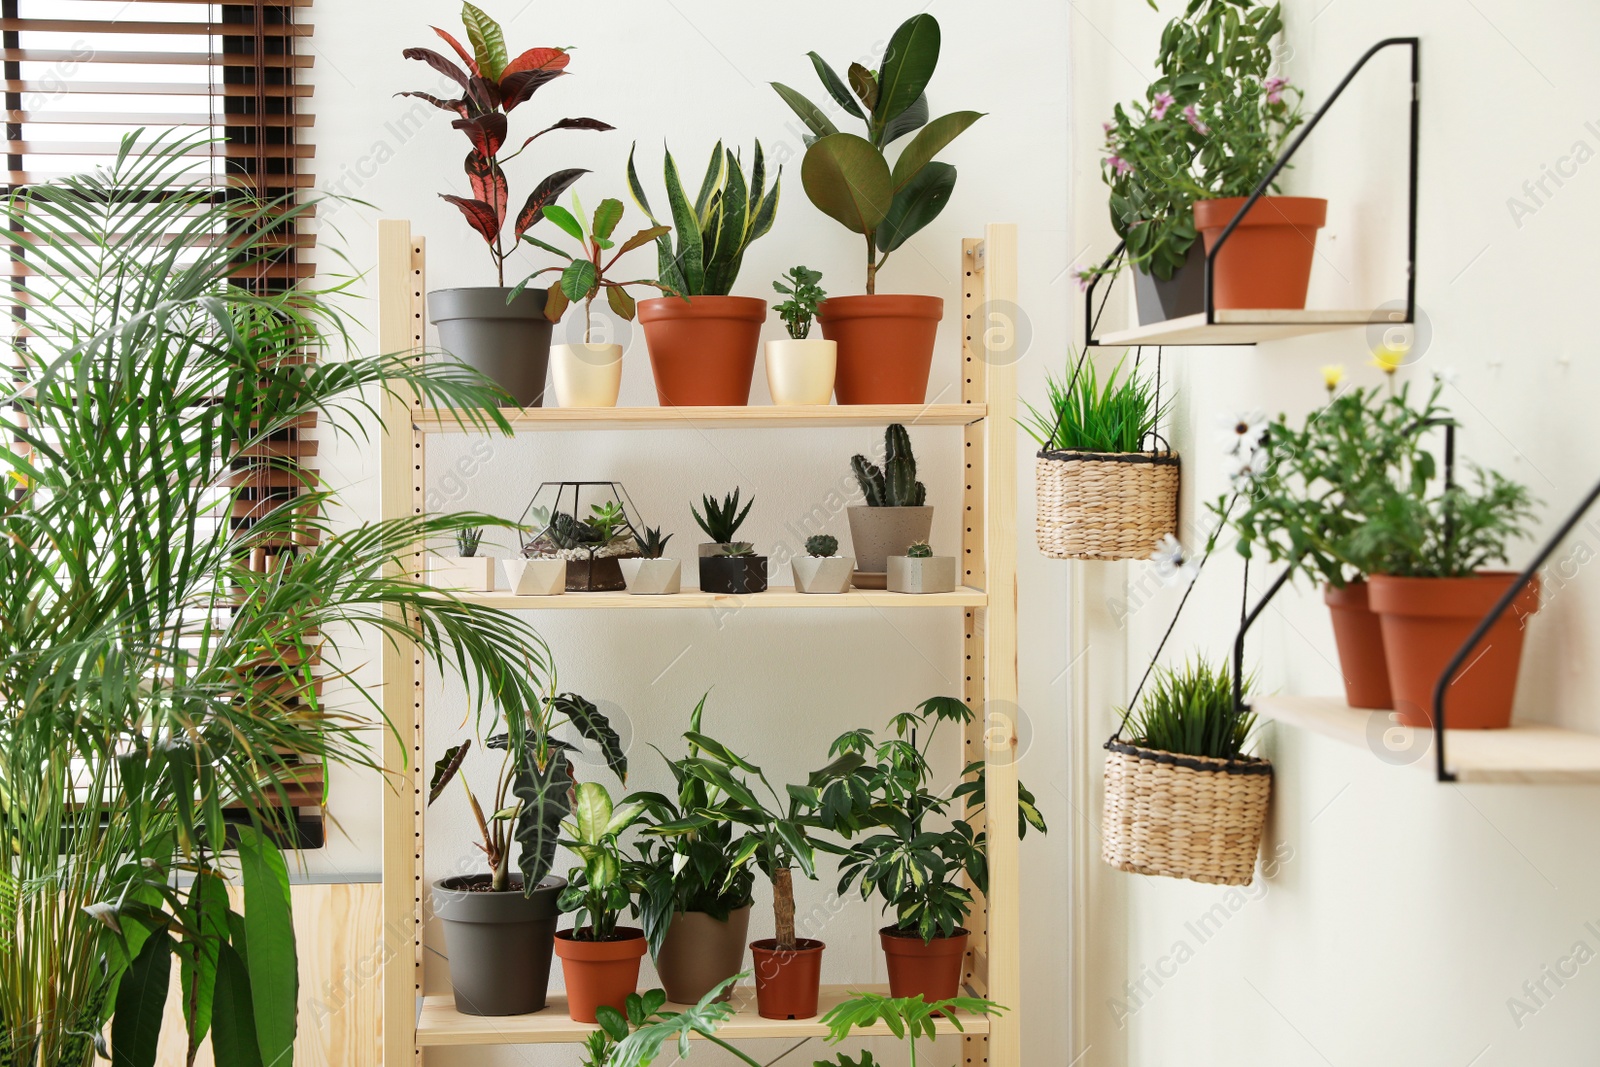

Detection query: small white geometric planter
(619, 557), (682, 595)
(887, 555), (957, 594)
(792, 555), (855, 594)
(429, 555), (496, 592)
(503, 558), (567, 596)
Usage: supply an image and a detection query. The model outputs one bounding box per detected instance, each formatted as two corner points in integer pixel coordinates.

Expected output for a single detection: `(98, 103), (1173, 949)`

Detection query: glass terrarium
(519, 482), (645, 592)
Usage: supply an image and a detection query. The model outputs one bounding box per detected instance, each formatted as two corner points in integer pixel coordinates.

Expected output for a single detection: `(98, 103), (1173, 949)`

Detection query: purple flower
(1151, 91), (1175, 121)
(1074, 270), (1093, 292)
(1264, 76), (1288, 104)
(1103, 121), (1114, 135)
(1182, 104), (1210, 135)
(1109, 154), (1133, 176)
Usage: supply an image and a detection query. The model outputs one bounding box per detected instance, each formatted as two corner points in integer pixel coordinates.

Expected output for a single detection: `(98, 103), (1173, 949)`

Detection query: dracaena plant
(627, 140), (781, 297)
(513, 194), (674, 342)
(772, 14), (982, 294)
(400, 2), (613, 286)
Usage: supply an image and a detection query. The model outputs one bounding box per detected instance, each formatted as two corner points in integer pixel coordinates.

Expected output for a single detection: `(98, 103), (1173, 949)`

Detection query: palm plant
(0, 132), (556, 1067)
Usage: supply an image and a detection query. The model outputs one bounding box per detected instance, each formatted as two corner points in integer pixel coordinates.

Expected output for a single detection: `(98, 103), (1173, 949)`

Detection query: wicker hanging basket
(1035, 449), (1179, 561)
(1100, 741), (1272, 886)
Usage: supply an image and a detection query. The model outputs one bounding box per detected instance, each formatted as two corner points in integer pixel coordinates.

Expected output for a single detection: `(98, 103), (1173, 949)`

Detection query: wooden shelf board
(415, 984), (991, 1047)
(1095, 308), (1403, 347)
(1254, 695), (1600, 784)
(415, 403), (986, 433)
(446, 585), (988, 610)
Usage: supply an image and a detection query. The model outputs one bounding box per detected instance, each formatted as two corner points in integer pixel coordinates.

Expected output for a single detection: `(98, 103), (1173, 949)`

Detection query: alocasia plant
(401, 2), (613, 286)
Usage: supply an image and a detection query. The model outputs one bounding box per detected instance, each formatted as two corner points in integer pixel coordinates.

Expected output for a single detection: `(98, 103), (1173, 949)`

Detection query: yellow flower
(1321, 364), (1345, 391)
(1370, 343), (1406, 376)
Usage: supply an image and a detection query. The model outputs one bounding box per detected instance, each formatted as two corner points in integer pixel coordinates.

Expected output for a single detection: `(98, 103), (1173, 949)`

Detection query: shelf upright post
(378, 219), (427, 1067)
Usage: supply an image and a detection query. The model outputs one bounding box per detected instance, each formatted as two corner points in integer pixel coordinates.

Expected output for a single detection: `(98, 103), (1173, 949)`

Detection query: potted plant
(693, 489), (768, 594)
(791, 533), (854, 594)
(430, 526), (496, 591)
(766, 266), (834, 405)
(827, 697), (1045, 1002)
(771, 14), (981, 403)
(1088, 0), (1313, 319)
(629, 695), (757, 1005)
(402, 4), (612, 404)
(627, 141), (781, 406)
(887, 540), (956, 594)
(847, 424), (931, 585)
(554, 781), (650, 1023)
(1102, 660), (1270, 886)
(521, 481), (645, 592)
(618, 526), (681, 595)
(428, 690), (628, 1016)
(514, 194), (673, 408)
(1022, 352), (1177, 560)
(816, 992), (1005, 1067)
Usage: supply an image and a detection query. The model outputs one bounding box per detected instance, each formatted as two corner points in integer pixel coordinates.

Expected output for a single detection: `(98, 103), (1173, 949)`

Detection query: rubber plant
(771, 14), (982, 293)
(400, 2), (613, 285)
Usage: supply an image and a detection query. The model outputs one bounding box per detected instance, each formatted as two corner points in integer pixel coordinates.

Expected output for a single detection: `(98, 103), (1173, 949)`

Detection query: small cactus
(805, 533), (839, 557)
(638, 526), (672, 559)
(456, 527), (483, 557)
(719, 541), (756, 557)
(906, 540), (933, 558)
(851, 424), (926, 507)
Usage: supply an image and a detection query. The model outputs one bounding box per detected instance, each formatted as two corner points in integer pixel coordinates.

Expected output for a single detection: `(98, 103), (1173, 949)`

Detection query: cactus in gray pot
(851, 423), (927, 507)
(907, 540), (933, 558)
(805, 534), (839, 557)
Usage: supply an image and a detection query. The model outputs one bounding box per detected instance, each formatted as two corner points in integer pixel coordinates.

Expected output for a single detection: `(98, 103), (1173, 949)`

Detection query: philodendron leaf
(236, 825), (296, 1067)
(876, 160), (955, 254)
(771, 82), (839, 141)
(560, 259), (598, 301)
(890, 111), (983, 191)
(801, 133), (892, 237)
(876, 14), (941, 126)
(808, 52), (864, 119)
(556, 693), (628, 782)
(514, 748), (573, 889)
(461, 2), (508, 80)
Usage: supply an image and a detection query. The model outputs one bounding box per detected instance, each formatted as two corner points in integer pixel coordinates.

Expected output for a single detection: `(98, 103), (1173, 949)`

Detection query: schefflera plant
(772, 14), (982, 293)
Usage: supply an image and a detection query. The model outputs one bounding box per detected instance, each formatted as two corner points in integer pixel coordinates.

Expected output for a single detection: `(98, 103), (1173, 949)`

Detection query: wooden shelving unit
(1254, 695), (1600, 784)
(1093, 307), (1403, 347)
(377, 220), (1024, 1065)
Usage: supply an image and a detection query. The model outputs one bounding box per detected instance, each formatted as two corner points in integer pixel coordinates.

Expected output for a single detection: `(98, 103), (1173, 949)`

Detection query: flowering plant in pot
(847, 424), (931, 586)
(428, 689), (627, 1016)
(1024, 352), (1177, 560)
(693, 488), (767, 594)
(555, 781), (651, 1023)
(512, 194), (671, 408)
(401, 3), (612, 405)
(824, 697), (1045, 1003)
(767, 265), (835, 405)
(618, 526), (680, 595)
(792, 533), (855, 594)
(1102, 659), (1270, 886)
(772, 13), (981, 403)
(626, 141), (780, 406)
(1084, 0), (1313, 320)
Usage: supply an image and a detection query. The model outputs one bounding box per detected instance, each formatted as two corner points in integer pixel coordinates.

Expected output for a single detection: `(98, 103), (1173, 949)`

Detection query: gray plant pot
(1131, 243), (1206, 325)
(847, 505), (934, 575)
(887, 555), (958, 594)
(433, 875), (565, 1016)
(619, 557), (682, 595)
(429, 287), (553, 407)
(655, 906), (752, 1004)
(792, 555), (855, 594)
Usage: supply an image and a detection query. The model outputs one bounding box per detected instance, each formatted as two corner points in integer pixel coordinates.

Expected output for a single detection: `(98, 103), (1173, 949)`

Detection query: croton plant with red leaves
(400, 3), (612, 286)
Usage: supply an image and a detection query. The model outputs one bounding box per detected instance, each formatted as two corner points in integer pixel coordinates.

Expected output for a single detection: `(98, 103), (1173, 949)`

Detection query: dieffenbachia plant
(771, 14), (982, 293)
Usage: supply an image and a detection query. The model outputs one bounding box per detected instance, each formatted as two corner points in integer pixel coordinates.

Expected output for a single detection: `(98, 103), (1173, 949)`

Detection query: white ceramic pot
(503, 558), (567, 596)
(429, 555), (496, 592)
(764, 338), (836, 405)
(550, 343), (623, 407)
(619, 557), (682, 595)
(792, 555), (855, 594)
(887, 555), (957, 594)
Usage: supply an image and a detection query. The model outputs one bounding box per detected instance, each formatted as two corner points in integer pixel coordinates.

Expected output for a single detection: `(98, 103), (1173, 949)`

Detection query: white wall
(302, 2), (1074, 1064)
(1070, 1), (1600, 1065)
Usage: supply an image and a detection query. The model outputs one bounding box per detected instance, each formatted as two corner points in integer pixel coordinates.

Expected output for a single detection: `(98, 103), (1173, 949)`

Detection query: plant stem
(865, 233), (878, 296)
(773, 867), (796, 951)
(705, 1035), (766, 1067)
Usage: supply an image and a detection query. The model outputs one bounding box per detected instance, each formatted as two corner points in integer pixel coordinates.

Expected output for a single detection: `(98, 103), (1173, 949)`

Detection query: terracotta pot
(432, 876), (564, 1016)
(638, 296), (765, 406)
(551, 342), (623, 407)
(554, 927), (647, 1023)
(1367, 572), (1541, 729)
(881, 926), (968, 1002)
(1324, 581), (1391, 709)
(749, 938), (824, 1019)
(655, 906), (751, 1005)
(765, 338), (836, 405)
(1192, 196), (1328, 310)
(817, 295), (942, 404)
(846, 505), (934, 576)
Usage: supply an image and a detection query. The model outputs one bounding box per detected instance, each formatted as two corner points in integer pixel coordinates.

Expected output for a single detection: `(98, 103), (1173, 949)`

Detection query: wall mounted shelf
(449, 587), (988, 610)
(414, 403), (985, 433)
(1254, 695), (1600, 784)
(1093, 308), (1401, 348)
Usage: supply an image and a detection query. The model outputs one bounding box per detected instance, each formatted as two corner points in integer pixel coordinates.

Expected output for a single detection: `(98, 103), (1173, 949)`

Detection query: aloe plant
(626, 140), (781, 297)
(771, 14), (982, 293)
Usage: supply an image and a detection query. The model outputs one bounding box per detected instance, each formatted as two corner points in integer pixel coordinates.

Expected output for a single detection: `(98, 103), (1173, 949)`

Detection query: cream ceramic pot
(764, 338), (836, 405)
(551, 343), (623, 407)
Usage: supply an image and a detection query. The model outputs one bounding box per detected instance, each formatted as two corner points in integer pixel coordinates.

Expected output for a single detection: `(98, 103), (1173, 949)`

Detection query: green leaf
(876, 160), (955, 254)
(179, 872), (230, 1055)
(881, 93), (929, 146)
(210, 943), (266, 1067)
(560, 259), (598, 301)
(618, 225), (671, 256)
(876, 14), (941, 127)
(693, 141), (725, 222)
(112, 927), (171, 1067)
(771, 82), (840, 140)
(542, 203), (585, 243)
(557, 693), (629, 784)
(606, 284), (637, 321)
(605, 800), (647, 837)
(890, 111), (982, 191)
(428, 740), (471, 805)
(848, 63), (879, 111)
(592, 198), (624, 241)
(461, 2), (509, 80)
(682, 731), (758, 774)
(237, 825), (297, 1067)
(808, 52), (864, 119)
(514, 749), (573, 888)
(801, 133), (892, 236)
(521, 233), (574, 260)
(681, 759), (764, 815)
(572, 780), (614, 842)
(662, 149), (705, 296)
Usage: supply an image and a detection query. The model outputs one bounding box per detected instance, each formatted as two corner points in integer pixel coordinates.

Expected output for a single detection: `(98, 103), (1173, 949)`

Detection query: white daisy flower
(1150, 534), (1200, 586)
(1218, 409), (1268, 455)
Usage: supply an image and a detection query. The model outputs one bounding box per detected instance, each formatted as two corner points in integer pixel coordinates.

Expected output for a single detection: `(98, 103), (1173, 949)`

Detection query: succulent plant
(719, 541), (756, 557)
(806, 533), (839, 557)
(637, 525), (673, 560)
(692, 488), (754, 544)
(456, 527), (483, 557)
(547, 510), (599, 550)
(588, 500), (630, 542)
(851, 424), (926, 507)
(906, 540), (933, 558)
